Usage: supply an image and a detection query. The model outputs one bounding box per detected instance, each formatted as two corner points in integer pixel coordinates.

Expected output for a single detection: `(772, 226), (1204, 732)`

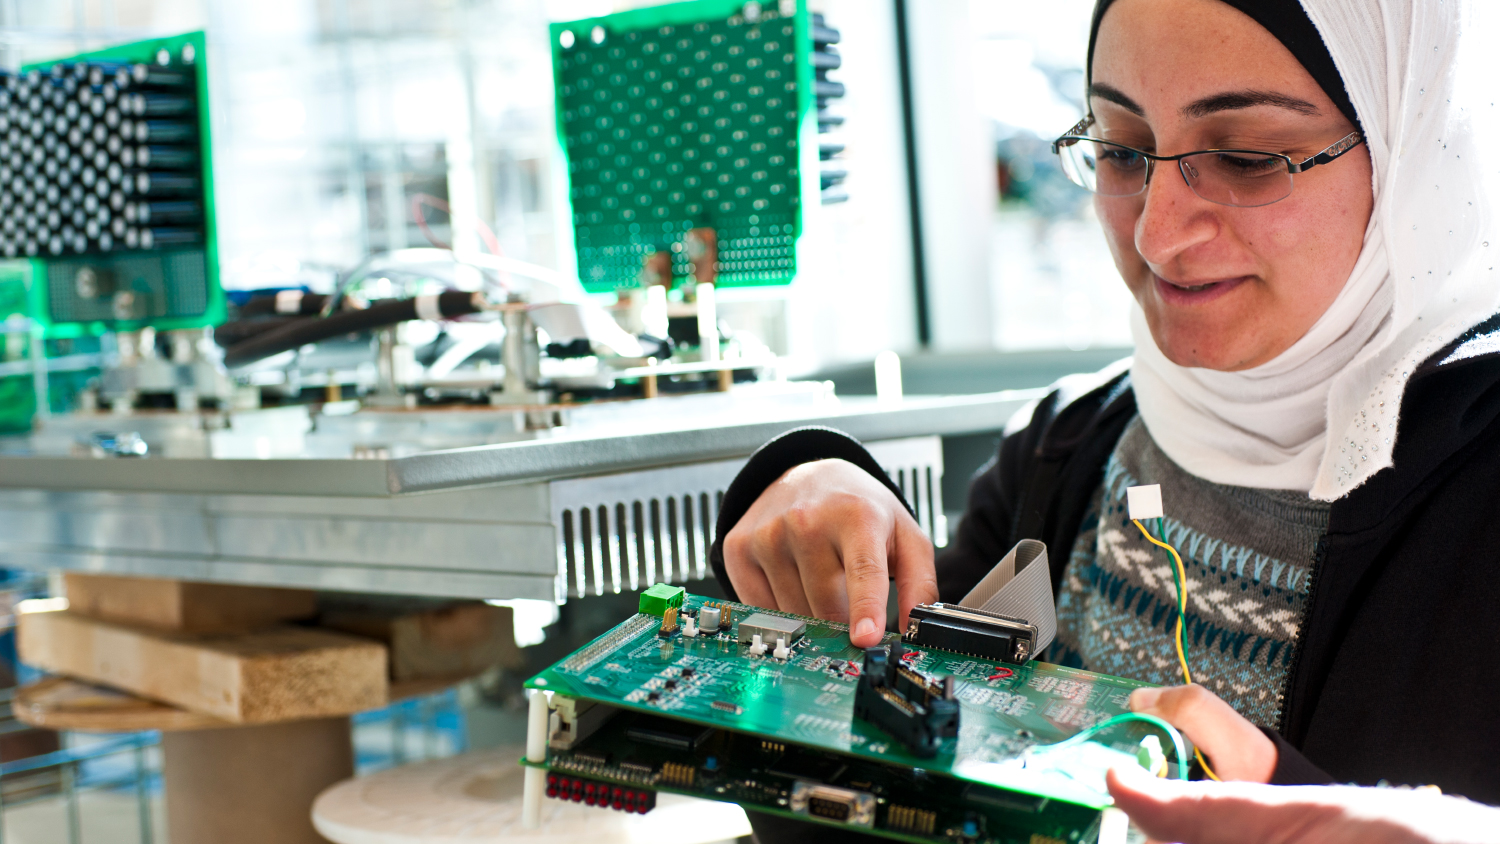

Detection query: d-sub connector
(789, 781), (875, 828)
(903, 602), (1038, 664)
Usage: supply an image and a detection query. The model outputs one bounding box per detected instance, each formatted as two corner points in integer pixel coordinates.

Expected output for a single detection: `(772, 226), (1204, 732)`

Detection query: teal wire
(1035, 712), (1191, 781)
(1154, 516), (1193, 670)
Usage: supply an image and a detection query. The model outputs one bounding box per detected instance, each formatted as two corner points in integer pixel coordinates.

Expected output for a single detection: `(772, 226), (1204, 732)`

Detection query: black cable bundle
(220, 290), (483, 368)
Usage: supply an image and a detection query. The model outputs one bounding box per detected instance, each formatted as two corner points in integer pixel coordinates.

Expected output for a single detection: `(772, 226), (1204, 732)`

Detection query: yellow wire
(1132, 518), (1223, 783)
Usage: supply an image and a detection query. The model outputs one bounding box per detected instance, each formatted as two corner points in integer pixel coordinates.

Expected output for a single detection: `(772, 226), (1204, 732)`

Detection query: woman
(710, 0), (1500, 835)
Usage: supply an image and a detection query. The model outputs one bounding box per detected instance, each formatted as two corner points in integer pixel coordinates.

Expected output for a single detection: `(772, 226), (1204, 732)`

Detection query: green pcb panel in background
(0, 263), (100, 433)
(552, 0), (814, 293)
(22, 30), (223, 333)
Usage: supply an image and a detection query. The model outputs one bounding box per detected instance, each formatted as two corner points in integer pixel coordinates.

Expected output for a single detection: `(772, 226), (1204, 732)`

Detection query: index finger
(841, 529), (891, 648)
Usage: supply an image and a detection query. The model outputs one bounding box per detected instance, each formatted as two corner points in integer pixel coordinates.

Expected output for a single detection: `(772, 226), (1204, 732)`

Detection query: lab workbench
(0, 386), (1038, 602)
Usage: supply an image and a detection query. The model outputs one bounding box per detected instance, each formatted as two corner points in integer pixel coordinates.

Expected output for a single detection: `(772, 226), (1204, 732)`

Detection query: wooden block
(13, 677), (231, 733)
(64, 572), (317, 634)
(18, 600), (387, 724)
(319, 599), (521, 682)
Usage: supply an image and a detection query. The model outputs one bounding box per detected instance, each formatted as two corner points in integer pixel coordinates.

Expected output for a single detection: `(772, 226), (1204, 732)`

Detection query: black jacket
(710, 314), (1500, 804)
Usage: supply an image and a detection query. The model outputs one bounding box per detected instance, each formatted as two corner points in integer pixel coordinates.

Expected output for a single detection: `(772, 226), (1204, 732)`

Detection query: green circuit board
(526, 594), (1176, 843)
(551, 0), (814, 292)
(22, 31), (223, 333)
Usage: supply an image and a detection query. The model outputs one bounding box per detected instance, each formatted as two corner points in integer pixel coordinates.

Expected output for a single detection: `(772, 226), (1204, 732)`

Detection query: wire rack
(0, 684), (467, 843)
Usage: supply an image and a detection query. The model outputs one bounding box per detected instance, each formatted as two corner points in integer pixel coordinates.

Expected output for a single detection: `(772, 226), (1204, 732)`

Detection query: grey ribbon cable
(956, 539), (1057, 655)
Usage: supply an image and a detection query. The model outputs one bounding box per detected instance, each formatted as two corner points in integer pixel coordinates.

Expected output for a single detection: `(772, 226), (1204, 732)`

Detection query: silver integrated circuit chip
(737, 612), (806, 645)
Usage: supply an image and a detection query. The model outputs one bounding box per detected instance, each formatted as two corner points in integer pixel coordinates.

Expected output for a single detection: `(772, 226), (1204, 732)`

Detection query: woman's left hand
(1129, 684), (1278, 782)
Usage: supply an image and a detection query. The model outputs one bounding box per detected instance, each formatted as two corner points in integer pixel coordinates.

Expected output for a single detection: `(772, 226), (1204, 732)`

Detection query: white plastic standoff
(772, 636), (790, 661)
(749, 632), (767, 656)
(521, 689), (549, 829)
(683, 616), (699, 638)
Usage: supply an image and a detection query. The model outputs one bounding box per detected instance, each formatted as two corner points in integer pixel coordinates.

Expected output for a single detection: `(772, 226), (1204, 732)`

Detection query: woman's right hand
(721, 458), (938, 648)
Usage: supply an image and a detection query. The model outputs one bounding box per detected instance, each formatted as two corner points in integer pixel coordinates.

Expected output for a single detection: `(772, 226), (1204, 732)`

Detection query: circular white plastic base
(312, 749), (752, 844)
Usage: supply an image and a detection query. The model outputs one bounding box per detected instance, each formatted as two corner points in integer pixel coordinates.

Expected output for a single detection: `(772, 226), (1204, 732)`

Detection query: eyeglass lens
(1058, 140), (1294, 208)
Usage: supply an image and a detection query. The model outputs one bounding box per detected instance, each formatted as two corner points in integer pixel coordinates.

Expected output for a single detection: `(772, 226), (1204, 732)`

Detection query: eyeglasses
(1051, 116), (1365, 208)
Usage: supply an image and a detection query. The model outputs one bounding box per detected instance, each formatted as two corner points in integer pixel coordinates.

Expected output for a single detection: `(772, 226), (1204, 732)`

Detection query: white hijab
(1131, 0), (1500, 501)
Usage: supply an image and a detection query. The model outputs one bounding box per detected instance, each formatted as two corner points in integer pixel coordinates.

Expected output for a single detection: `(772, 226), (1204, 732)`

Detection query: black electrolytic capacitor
(134, 200), (199, 225)
(135, 146), (197, 169)
(134, 120), (193, 144)
(97, 231), (114, 252)
(140, 227), (199, 249)
(128, 64), (189, 89)
(105, 135), (122, 156)
(110, 217), (126, 238)
(127, 93), (192, 117)
(123, 227), (138, 249)
(134, 172), (198, 195)
(104, 107), (121, 129)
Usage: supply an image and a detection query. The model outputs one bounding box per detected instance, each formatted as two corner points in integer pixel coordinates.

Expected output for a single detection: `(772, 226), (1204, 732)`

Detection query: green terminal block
(638, 584), (686, 617)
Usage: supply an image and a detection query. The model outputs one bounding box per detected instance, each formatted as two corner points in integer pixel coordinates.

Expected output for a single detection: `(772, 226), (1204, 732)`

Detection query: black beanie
(1086, 0), (1359, 129)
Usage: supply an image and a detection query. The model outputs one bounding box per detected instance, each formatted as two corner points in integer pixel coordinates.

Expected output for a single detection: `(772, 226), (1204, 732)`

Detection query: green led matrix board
(527, 594), (1172, 843)
(22, 31), (223, 334)
(552, 0), (814, 293)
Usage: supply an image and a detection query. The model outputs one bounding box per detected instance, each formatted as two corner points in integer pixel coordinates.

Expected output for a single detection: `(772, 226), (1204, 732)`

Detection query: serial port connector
(789, 781), (875, 827)
(903, 603), (1038, 664)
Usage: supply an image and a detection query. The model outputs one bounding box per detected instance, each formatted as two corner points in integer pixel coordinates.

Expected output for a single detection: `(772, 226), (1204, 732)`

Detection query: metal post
(62, 760), (81, 844)
(893, 0), (932, 347)
(391, 703), (406, 765)
(134, 739), (154, 844)
(0, 742), (8, 844)
(27, 330), (47, 422)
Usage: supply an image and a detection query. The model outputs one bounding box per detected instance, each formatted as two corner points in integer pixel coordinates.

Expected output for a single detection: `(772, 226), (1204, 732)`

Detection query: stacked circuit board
(14, 31), (222, 333)
(552, 0), (840, 293)
(527, 592), (1179, 843)
(2, 52), (203, 257)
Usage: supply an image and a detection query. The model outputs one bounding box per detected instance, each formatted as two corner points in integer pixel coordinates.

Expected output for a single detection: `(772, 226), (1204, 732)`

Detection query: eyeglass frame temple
(1287, 131), (1364, 174)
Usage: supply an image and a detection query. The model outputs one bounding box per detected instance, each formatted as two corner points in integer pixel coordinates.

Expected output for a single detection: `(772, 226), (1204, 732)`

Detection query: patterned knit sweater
(1051, 417), (1330, 727)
